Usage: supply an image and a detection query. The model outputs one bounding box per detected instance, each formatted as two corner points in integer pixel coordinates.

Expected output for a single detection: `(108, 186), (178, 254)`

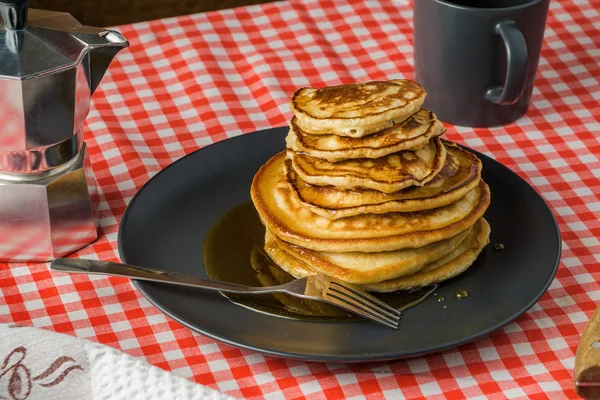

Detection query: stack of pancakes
(251, 80), (491, 292)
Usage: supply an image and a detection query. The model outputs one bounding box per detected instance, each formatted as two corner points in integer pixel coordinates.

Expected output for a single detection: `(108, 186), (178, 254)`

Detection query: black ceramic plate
(118, 128), (560, 362)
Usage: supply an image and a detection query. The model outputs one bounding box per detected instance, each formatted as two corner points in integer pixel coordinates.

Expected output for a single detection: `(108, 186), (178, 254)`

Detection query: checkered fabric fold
(1, 0), (599, 398)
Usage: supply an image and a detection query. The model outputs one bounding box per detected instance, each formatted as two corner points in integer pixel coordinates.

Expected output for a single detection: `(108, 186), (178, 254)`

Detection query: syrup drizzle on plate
(203, 201), (436, 322)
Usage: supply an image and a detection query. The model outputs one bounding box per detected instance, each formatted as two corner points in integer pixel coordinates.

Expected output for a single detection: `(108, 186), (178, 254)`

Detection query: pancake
(265, 219), (490, 293)
(362, 218), (491, 292)
(286, 109), (445, 161)
(251, 151), (491, 252)
(286, 141), (482, 219)
(264, 238), (315, 279)
(291, 80), (426, 138)
(265, 227), (471, 284)
(288, 137), (446, 193)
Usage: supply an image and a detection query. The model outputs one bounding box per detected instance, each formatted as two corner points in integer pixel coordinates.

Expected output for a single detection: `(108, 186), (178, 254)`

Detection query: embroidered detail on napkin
(0, 324), (234, 400)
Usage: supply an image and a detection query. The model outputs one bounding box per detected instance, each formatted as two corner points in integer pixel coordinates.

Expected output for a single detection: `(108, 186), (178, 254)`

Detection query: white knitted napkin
(0, 324), (235, 400)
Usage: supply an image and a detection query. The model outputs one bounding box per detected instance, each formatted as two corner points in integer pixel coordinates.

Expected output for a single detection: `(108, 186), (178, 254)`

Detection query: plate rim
(118, 127), (562, 362)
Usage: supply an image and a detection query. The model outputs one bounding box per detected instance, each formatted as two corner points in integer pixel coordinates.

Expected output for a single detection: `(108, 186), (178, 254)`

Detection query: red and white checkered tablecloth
(1, 0), (599, 398)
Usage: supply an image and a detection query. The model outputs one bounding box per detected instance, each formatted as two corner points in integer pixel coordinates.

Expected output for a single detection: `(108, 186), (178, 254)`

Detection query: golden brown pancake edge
(250, 152), (491, 252)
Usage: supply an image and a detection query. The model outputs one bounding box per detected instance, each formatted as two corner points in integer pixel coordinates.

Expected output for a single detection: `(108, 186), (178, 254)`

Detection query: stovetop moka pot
(0, 0), (128, 261)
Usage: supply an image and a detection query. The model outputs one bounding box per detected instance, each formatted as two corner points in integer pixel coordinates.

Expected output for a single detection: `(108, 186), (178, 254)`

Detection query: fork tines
(325, 279), (401, 329)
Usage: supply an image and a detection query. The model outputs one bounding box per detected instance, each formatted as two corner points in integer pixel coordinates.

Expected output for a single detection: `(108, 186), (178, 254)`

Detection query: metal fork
(50, 258), (401, 329)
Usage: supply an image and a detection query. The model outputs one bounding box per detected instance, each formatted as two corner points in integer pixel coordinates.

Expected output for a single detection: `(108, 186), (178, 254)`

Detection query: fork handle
(51, 258), (287, 295)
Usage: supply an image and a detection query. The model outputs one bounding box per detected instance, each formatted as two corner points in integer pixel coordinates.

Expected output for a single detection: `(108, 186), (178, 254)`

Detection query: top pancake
(291, 80), (426, 138)
(251, 151), (491, 252)
(286, 109), (445, 161)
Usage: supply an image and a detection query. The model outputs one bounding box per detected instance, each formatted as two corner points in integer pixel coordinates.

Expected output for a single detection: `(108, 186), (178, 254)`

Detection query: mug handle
(485, 21), (529, 106)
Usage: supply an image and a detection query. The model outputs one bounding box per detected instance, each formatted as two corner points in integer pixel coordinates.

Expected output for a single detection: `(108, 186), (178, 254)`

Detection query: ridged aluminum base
(0, 143), (98, 262)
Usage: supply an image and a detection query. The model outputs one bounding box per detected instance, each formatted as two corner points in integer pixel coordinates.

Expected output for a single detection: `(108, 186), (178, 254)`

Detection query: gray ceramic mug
(414, 0), (550, 127)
